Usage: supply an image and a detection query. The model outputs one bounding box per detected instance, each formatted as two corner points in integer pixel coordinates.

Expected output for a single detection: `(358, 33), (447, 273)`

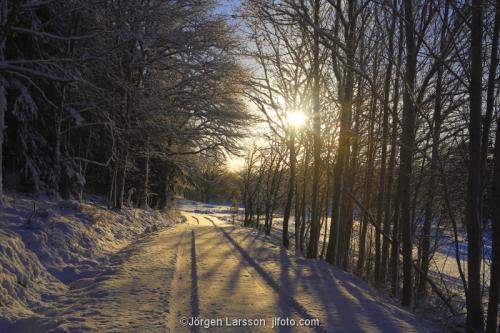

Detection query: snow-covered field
(0, 192), (177, 331)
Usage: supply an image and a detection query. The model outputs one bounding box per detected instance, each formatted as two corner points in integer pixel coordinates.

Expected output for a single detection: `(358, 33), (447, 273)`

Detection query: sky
(215, 0), (254, 172)
(215, 0), (242, 15)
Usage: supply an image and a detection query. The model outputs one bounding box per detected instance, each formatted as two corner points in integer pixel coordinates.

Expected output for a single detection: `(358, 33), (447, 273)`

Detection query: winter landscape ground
(0, 194), (442, 332)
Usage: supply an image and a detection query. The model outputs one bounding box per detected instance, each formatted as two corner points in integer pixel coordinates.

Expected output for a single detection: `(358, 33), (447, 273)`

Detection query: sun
(287, 111), (306, 128)
(226, 156), (245, 172)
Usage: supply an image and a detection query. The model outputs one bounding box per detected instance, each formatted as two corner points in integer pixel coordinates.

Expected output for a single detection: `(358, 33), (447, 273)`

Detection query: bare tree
(465, 0), (485, 329)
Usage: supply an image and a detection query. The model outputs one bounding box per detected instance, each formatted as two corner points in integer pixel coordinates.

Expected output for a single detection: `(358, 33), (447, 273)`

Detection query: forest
(0, 0), (499, 332)
(0, 0), (249, 208)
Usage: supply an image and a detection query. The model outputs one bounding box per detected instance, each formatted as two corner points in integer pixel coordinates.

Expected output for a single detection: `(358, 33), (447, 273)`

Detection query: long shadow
(320, 263), (417, 332)
(238, 228), (338, 331)
(194, 227), (233, 281)
(191, 230), (199, 333)
(223, 228), (259, 289)
(311, 262), (363, 331)
(207, 219), (325, 333)
(279, 245), (294, 333)
(334, 276), (413, 332)
(209, 217), (433, 332)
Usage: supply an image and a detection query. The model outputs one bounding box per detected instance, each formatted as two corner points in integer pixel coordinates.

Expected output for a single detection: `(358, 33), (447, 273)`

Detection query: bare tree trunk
(283, 129), (297, 248)
(486, 2), (500, 332)
(0, 0), (7, 205)
(465, 0), (485, 329)
(159, 162), (172, 211)
(320, 180), (331, 259)
(417, 0), (449, 303)
(342, 76), (362, 269)
(365, 47), (380, 288)
(0, 74), (5, 206)
(116, 145), (128, 209)
(480, 0), (500, 201)
(487, 111), (500, 333)
(388, 16), (404, 297)
(140, 137), (151, 208)
(319, 150), (332, 258)
(488, 106), (500, 333)
(307, 0), (322, 259)
(375, 9), (395, 284)
(243, 150), (256, 227)
(382, 16), (402, 287)
(55, 88), (65, 197)
(265, 203), (271, 234)
(357, 94), (376, 277)
(294, 181), (302, 249)
(268, 154), (284, 235)
(326, 0), (357, 265)
(108, 164), (118, 208)
(300, 185), (307, 253)
(400, 0), (417, 307)
(298, 144), (310, 253)
(375, 1), (397, 288)
(390, 157), (402, 297)
(417, 100), (441, 301)
(295, 142), (306, 250)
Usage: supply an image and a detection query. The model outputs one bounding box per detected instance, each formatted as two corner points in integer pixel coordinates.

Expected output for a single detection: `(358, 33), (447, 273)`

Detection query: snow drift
(0, 192), (175, 329)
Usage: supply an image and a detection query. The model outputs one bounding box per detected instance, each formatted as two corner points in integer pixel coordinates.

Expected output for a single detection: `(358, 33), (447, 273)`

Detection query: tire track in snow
(190, 230), (199, 333)
(167, 226), (190, 333)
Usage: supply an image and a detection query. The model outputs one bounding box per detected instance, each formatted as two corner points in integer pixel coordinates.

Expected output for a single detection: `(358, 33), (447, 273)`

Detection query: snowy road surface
(166, 211), (439, 332)
(5, 204), (440, 332)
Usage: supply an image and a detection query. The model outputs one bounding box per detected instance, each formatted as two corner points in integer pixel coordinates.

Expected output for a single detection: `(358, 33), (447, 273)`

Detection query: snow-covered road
(169, 214), (281, 332)
(2, 201), (441, 332)
(166, 211), (440, 332)
(6, 224), (184, 332)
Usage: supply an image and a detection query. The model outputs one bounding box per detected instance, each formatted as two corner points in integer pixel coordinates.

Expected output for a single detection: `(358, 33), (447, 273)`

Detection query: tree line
(240, 0), (499, 331)
(0, 0), (249, 209)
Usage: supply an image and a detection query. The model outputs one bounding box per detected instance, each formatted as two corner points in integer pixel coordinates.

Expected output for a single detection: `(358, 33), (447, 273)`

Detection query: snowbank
(0, 192), (176, 329)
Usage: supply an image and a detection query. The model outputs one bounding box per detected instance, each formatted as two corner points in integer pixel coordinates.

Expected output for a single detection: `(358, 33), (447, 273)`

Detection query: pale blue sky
(216, 0), (242, 15)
